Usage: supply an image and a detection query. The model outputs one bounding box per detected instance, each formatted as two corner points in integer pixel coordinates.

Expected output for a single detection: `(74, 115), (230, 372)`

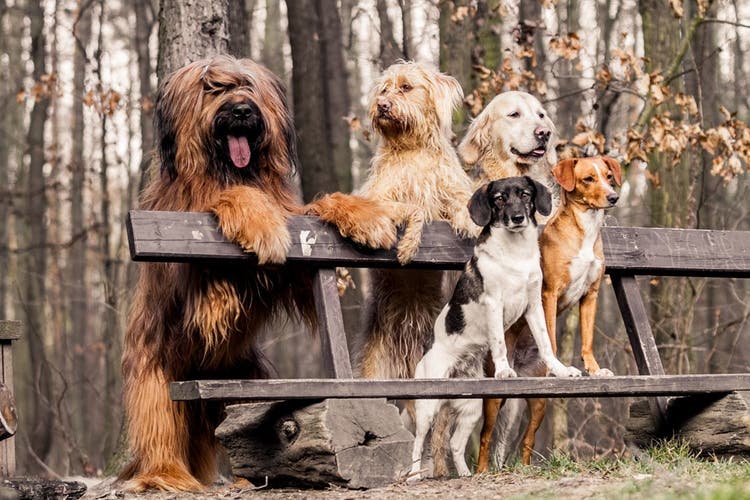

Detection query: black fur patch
(446, 257), (483, 335)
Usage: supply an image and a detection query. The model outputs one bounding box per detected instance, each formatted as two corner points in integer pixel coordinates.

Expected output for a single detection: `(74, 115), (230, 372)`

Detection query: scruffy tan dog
(357, 61), (477, 382)
(459, 91), (557, 187)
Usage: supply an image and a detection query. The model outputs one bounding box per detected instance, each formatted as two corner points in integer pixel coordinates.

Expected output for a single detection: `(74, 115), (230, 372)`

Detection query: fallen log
(215, 398), (413, 489)
(0, 383), (17, 442)
(0, 478), (86, 499)
(625, 391), (750, 456)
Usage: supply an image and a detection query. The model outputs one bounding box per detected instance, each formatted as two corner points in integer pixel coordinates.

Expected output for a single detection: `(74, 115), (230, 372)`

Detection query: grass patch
(488, 439), (750, 499)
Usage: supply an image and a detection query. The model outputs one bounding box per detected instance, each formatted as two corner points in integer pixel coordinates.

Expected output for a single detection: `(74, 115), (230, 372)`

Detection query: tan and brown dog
(477, 156), (622, 471)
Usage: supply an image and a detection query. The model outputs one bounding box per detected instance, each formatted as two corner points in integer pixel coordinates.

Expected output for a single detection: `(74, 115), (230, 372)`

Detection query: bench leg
(610, 274), (668, 429)
(313, 268), (353, 379)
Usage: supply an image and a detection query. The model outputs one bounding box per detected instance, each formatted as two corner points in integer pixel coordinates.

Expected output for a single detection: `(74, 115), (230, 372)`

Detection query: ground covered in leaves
(82, 442), (750, 500)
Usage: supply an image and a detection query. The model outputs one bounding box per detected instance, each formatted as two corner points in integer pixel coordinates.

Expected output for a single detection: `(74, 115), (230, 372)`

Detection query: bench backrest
(127, 210), (750, 277)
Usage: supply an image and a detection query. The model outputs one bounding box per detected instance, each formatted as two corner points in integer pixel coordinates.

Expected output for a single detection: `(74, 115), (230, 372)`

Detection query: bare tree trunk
(519, 0), (546, 88)
(439, 0), (472, 114)
(318, 0), (352, 193)
(639, 0), (699, 372)
(376, 0), (404, 67)
(554, 0), (581, 135)
(262, 0), (285, 77)
(0, 0), (11, 319)
(23, 0), (54, 465)
(228, 0), (250, 58)
(157, 0), (230, 79)
(70, 0), (92, 464)
(133, 0), (155, 194)
(287, 0), (352, 200)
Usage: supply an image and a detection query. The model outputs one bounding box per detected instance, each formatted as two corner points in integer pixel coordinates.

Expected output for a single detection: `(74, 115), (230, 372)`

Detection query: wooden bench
(126, 210), (750, 483)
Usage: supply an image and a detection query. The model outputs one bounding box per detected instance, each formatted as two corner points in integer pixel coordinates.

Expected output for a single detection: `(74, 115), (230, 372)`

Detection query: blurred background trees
(0, 0), (748, 476)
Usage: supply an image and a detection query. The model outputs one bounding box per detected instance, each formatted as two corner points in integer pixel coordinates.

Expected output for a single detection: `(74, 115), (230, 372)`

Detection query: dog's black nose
(535, 127), (551, 142)
(232, 103), (253, 119)
(607, 192), (620, 205)
(510, 214), (525, 225)
(377, 98), (392, 115)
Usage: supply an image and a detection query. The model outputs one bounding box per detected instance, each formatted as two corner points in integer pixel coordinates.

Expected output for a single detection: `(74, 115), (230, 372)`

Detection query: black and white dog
(409, 176), (581, 480)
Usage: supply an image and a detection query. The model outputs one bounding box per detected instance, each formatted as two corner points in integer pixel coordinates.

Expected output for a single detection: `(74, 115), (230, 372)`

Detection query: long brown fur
(121, 55), (406, 492)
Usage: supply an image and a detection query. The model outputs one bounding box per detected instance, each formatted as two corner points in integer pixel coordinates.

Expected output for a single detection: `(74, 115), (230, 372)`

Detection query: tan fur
(121, 55), (404, 491)
(459, 91), (558, 189)
(357, 62), (478, 386)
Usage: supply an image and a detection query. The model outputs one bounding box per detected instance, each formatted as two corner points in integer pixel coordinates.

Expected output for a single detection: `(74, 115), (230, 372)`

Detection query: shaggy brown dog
(358, 61), (477, 383)
(121, 55), (406, 491)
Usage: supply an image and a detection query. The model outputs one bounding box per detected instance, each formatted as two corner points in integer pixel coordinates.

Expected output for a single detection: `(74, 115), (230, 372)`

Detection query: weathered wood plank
(169, 374), (750, 401)
(611, 274), (668, 428)
(0, 322), (20, 341)
(127, 210), (472, 269)
(127, 211), (750, 276)
(313, 269), (353, 378)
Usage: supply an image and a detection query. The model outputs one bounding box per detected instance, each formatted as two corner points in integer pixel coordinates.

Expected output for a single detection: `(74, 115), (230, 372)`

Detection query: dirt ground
(79, 448), (750, 500)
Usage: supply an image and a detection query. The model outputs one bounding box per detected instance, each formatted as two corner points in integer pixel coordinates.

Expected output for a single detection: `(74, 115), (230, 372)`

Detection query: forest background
(0, 0), (748, 477)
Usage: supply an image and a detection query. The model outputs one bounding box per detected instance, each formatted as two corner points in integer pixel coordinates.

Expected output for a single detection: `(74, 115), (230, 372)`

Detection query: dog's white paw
(547, 361), (581, 378)
(494, 367), (517, 378)
(592, 368), (614, 377)
(406, 471), (423, 484)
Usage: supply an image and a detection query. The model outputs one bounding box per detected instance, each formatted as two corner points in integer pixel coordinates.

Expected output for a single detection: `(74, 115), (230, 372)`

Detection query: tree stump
(625, 392), (750, 456)
(0, 384), (17, 442)
(215, 398), (414, 488)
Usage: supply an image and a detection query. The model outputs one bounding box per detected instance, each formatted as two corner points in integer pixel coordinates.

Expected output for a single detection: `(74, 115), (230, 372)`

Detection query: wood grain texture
(169, 374), (749, 401)
(611, 274), (668, 427)
(313, 269), (353, 378)
(127, 210), (750, 275)
(0, 322), (20, 341)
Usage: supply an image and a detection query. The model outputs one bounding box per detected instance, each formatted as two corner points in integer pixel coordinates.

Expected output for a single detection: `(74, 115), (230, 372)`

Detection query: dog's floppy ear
(552, 158), (577, 192)
(468, 182), (493, 227)
(601, 156), (623, 186)
(432, 71), (464, 136)
(526, 176), (552, 217)
(154, 81), (178, 181)
(458, 112), (490, 166)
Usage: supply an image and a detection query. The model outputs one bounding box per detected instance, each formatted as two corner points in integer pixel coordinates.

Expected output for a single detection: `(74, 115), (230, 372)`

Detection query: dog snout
(232, 103), (254, 119)
(534, 126), (551, 143)
(377, 97), (392, 116)
(510, 213), (525, 225)
(606, 192), (620, 205)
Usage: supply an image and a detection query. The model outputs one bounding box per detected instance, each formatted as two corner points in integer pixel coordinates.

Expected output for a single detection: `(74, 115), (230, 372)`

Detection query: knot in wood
(280, 419), (299, 443)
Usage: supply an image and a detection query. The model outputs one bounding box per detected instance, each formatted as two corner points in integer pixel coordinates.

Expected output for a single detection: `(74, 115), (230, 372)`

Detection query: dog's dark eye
(508, 111), (520, 118)
(607, 173), (614, 181)
(538, 112), (545, 119)
(583, 176), (594, 183)
(521, 192), (530, 200)
(401, 83), (412, 92)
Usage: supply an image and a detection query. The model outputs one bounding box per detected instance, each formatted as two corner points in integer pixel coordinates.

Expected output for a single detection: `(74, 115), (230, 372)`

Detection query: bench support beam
(611, 274), (669, 429)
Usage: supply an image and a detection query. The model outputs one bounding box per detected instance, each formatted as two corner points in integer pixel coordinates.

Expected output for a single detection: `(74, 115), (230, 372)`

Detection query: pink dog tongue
(228, 135), (251, 168)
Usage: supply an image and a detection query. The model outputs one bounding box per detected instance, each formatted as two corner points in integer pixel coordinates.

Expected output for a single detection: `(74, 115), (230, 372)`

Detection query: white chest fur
(560, 210), (604, 310)
(476, 226), (542, 329)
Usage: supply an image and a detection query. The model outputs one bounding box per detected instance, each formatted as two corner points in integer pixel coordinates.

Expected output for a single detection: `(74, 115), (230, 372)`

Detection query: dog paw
(548, 363), (582, 378)
(494, 367), (517, 378)
(396, 235), (420, 264)
(591, 368), (614, 377)
(212, 190), (290, 264)
(345, 211), (399, 250)
(306, 194), (399, 250)
(406, 469), (423, 484)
